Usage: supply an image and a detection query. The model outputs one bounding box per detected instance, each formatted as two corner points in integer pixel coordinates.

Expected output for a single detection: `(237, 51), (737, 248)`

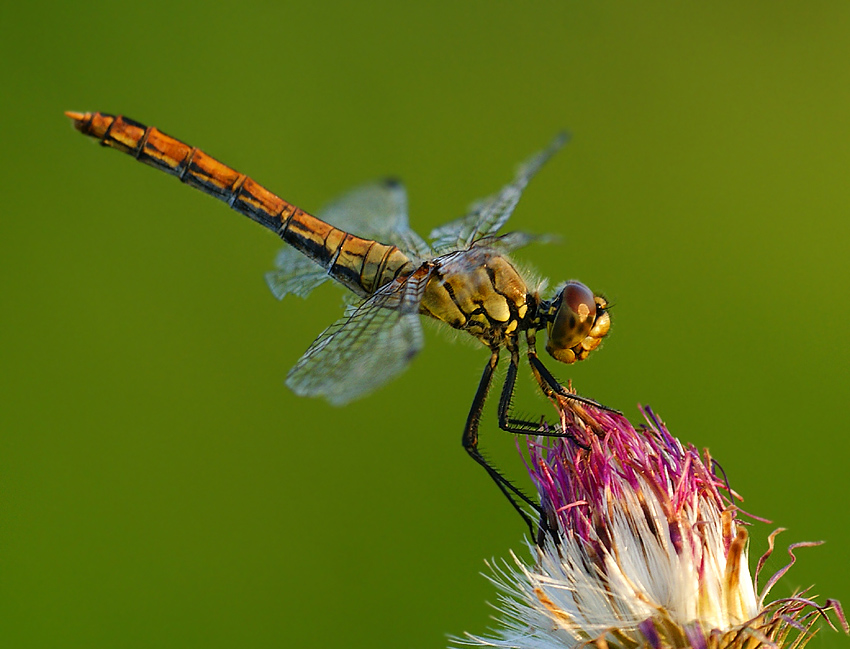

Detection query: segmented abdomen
(67, 112), (414, 297)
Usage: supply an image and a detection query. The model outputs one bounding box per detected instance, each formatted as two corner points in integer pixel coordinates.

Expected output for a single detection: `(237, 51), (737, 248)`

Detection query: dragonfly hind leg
(462, 349), (541, 538)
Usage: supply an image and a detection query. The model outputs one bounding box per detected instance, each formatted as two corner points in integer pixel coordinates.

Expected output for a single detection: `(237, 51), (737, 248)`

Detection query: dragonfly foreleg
(527, 348), (620, 415)
(462, 349), (540, 537)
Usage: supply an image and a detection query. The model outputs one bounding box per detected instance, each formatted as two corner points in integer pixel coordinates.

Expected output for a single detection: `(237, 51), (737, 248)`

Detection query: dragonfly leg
(498, 345), (562, 436)
(524, 329), (620, 415)
(463, 349), (541, 538)
(528, 353), (619, 412)
(492, 350), (560, 543)
(495, 343), (591, 455)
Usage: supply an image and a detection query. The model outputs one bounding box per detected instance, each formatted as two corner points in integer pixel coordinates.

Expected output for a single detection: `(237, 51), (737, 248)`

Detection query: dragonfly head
(543, 281), (610, 364)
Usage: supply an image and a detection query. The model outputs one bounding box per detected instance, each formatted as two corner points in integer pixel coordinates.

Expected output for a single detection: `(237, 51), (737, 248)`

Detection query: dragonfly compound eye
(545, 281), (603, 364)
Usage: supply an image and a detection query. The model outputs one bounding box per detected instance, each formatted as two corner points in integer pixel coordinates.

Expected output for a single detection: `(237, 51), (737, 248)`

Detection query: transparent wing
(429, 133), (568, 254)
(471, 231), (561, 255)
(318, 179), (431, 260)
(285, 266), (432, 405)
(265, 247), (331, 299)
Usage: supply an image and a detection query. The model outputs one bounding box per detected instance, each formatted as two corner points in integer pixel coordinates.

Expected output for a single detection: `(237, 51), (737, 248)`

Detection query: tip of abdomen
(64, 110), (115, 139)
(65, 110), (90, 131)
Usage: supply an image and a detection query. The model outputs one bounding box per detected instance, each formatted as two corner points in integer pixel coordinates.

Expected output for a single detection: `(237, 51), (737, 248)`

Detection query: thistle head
(460, 397), (847, 649)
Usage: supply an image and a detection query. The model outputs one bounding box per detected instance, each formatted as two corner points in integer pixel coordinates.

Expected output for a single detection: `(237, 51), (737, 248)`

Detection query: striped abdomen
(66, 112), (414, 297)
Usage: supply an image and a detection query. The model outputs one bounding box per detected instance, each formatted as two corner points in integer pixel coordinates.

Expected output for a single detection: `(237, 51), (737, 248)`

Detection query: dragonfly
(66, 111), (612, 535)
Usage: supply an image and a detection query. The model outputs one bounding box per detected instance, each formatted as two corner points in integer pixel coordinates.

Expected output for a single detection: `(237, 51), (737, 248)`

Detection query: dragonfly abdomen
(66, 112), (413, 297)
(278, 209), (414, 296)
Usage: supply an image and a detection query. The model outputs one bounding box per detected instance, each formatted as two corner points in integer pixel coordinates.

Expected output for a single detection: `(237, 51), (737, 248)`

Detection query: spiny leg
(496, 345), (576, 544)
(495, 342), (592, 456)
(498, 345), (570, 437)
(525, 330), (620, 414)
(463, 349), (540, 537)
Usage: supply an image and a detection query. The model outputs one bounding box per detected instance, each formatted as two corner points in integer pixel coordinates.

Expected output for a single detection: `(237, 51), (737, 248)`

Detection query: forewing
(429, 133), (568, 253)
(465, 232), (551, 259)
(285, 266), (432, 405)
(318, 179), (431, 260)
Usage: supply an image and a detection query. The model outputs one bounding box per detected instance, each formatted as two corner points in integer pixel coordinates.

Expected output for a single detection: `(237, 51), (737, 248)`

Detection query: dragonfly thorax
(419, 248), (531, 348)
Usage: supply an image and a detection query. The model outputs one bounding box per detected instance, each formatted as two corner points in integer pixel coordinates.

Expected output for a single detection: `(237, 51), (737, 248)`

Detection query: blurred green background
(2, 2), (849, 647)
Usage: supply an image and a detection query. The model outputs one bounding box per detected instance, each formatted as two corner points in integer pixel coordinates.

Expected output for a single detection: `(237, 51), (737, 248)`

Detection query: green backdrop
(2, 3), (849, 647)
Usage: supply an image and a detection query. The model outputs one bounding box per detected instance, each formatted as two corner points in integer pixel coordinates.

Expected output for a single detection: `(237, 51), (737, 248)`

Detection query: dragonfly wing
(468, 231), (559, 257)
(285, 265), (432, 405)
(318, 179), (431, 260)
(265, 246), (331, 299)
(429, 133), (568, 253)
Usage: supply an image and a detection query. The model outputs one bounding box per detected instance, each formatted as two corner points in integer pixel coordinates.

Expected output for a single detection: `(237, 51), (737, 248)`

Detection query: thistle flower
(460, 396), (847, 649)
